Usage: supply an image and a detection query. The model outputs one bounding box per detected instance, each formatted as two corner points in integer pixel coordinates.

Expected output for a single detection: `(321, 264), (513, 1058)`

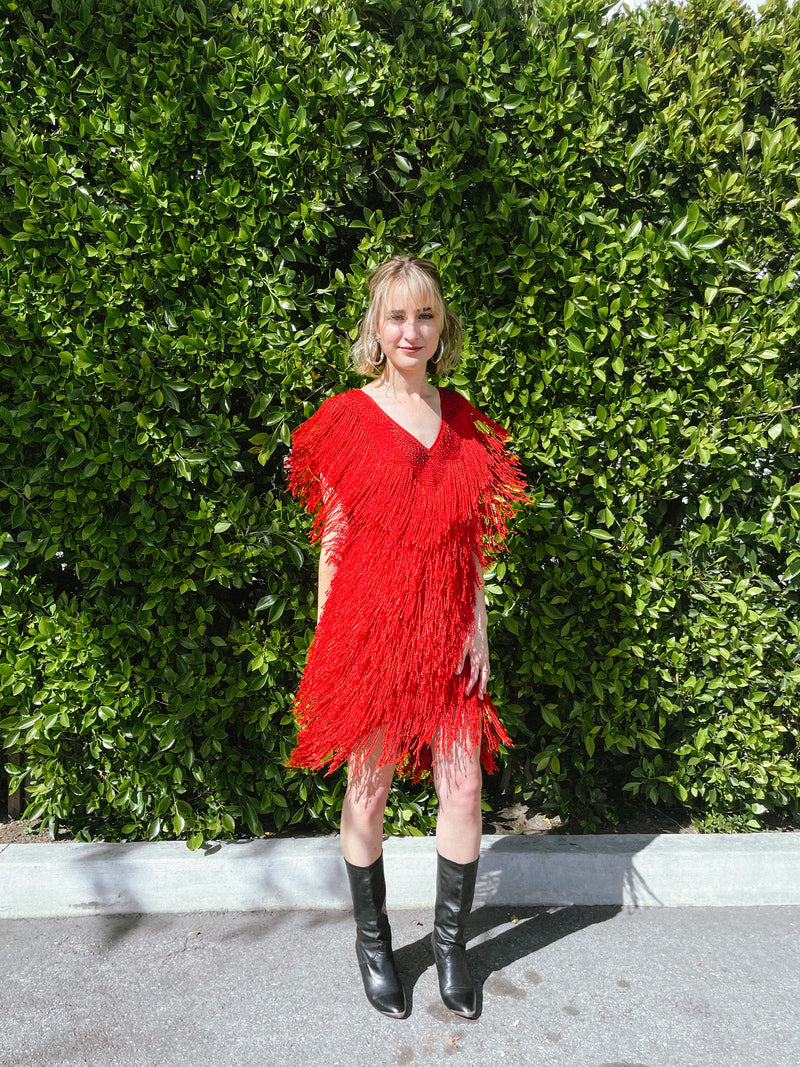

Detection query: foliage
(1, 0), (799, 840)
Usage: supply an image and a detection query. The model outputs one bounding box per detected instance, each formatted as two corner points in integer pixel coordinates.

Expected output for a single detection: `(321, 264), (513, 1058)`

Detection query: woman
(286, 256), (526, 1019)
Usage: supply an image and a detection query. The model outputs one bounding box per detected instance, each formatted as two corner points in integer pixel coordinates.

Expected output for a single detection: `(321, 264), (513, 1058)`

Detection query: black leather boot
(432, 853), (479, 1018)
(345, 854), (407, 1018)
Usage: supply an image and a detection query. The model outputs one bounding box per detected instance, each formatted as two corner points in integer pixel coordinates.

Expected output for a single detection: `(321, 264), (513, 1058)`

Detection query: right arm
(317, 485), (347, 621)
(317, 530), (338, 620)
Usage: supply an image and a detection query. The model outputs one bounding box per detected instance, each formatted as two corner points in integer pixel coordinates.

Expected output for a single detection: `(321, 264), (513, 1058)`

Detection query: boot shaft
(345, 854), (392, 948)
(433, 853), (479, 947)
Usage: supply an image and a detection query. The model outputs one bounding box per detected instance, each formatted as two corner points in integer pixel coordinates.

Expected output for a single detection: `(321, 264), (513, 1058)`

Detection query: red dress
(285, 386), (526, 777)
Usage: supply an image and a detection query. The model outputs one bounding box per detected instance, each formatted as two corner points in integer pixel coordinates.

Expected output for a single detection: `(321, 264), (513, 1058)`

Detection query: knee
(437, 763), (483, 816)
(344, 779), (390, 825)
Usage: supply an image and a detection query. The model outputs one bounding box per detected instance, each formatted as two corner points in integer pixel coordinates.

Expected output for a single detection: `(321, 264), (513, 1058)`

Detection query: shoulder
(288, 390), (364, 486)
(295, 389), (359, 431)
(315, 388), (360, 416)
(441, 388), (509, 440)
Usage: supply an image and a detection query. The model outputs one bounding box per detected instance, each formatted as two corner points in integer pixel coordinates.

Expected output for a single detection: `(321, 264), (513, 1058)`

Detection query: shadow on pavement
(394, 903), (620, 1019)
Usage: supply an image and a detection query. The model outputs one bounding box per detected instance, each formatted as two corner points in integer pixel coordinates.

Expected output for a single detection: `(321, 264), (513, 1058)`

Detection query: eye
(420, 313), (434, 319)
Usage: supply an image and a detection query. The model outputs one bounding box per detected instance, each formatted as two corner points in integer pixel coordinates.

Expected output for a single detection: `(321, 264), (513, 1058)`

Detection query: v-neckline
(357, 387), (447, 454)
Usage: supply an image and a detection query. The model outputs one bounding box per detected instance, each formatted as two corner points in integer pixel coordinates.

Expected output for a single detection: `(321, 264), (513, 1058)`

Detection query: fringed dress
(285, 386), (526, 778)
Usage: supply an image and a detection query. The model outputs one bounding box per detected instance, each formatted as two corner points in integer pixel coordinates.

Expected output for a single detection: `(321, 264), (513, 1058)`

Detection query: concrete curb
(2, 833), (799, 918)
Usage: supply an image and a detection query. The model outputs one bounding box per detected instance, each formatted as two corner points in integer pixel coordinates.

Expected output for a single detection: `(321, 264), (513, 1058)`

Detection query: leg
(340, 738), (406, 1017)
(431, 734), (482, 1018)
(432, 734), (483, 865)
(341, 738), (394, 867)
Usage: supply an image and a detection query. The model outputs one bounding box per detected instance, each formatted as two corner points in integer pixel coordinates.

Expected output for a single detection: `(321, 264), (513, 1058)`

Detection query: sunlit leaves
(1, 0), (799, 840)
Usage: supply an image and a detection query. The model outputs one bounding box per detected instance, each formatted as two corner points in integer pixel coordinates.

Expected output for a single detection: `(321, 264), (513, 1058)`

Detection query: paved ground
(2, 904), (798, 1067)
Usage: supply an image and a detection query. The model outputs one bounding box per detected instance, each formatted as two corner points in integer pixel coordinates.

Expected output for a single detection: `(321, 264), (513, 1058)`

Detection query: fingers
(457, 637), (469, 675)
(470, 654), (480, 696)
(475, 662), (490, 700)
(464, 659), (476, 696)
(478, 664), (490, 700)
(458, 629), (490, 697)
(463, 651), (490, 698)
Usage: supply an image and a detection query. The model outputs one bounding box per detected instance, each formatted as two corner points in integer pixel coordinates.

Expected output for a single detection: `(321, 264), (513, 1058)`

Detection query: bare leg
(432, 735), (483, 864)
(340, 735), (395, 867)
(431, 733), (481, 1017)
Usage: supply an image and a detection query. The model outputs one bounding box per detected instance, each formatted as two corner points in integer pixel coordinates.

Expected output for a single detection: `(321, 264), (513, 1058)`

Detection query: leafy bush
(1, 0), (798, 840)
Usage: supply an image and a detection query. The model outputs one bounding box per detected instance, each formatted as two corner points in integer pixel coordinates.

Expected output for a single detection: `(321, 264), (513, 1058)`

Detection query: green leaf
(254, 594), (279, 612)
(286, 541), (304, 568)
(627, 134), (648, 163)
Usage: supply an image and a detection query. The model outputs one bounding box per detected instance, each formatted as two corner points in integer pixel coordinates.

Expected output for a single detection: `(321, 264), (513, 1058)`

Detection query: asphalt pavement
(2, 903), (799, 1067)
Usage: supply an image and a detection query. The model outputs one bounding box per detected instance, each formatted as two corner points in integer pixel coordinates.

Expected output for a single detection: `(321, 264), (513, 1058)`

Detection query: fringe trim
(284, 388), (527, 778)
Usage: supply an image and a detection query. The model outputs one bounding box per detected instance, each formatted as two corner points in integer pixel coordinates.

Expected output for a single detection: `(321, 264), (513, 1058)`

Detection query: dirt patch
(483, 802), (700, 836)
(0, 818), (76, 844)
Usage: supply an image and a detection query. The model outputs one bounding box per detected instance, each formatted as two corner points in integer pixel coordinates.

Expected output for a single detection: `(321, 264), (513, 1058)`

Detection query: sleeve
(285, 393), (353, 554)
(452, 391), (528, 568)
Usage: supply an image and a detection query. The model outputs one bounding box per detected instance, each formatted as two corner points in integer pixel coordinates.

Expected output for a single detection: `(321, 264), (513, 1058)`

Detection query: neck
(375, 364), (433, 399)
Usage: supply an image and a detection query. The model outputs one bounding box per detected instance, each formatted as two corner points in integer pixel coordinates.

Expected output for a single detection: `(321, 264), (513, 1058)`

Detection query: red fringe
(285, 388), (527, 778)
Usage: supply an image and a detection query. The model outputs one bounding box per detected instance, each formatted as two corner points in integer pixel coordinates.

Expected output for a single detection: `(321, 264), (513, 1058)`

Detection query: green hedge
(1, 0), (799, 841)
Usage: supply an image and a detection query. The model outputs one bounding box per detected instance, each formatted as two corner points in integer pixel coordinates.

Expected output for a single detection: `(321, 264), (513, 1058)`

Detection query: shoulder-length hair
(350, 256), (463, 376)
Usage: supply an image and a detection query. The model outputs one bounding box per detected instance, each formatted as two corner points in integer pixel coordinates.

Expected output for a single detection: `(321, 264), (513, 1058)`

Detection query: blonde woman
(286, 256), (526, 1018)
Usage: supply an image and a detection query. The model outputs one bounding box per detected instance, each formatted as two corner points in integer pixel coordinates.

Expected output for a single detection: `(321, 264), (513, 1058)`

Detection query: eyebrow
(390, 306), (433, 313)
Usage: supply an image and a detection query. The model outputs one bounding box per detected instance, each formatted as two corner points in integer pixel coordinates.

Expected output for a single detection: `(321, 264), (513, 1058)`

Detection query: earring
(366, 335), (384, 369)
(436, 339), (445, 361)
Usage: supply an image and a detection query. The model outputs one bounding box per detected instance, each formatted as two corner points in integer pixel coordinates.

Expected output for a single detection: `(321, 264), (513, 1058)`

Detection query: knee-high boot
(345, 854), (407, 1018)
(432, 852), (479, 1018)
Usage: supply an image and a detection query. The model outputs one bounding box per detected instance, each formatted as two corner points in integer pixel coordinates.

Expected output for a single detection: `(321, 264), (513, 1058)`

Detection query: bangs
(379, 270), (445, 322)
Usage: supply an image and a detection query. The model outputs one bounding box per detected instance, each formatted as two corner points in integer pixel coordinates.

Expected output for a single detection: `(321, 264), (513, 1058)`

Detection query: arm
(317, 530), (338, 620)
(317, 485), (347, 621)
(457, 555), (490, 699)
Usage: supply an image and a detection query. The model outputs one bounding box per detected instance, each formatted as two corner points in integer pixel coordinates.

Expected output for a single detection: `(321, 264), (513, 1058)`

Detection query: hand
(457, 596), (490, 700)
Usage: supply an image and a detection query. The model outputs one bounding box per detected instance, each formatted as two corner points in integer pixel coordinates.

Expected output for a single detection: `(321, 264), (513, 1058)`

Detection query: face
(377, 282), (441, 373)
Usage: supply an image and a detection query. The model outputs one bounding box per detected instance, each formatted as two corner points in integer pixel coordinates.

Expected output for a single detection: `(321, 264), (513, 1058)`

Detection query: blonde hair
(350, 256), (463, 376)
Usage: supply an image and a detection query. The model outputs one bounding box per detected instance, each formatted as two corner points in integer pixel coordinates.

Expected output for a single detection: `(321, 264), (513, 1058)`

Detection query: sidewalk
(2, 904), (799, 1066)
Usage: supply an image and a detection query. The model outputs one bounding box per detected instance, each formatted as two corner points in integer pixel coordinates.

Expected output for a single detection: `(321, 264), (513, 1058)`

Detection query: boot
(432, 853), (479, 1018)
(345, 854), (407, 1018)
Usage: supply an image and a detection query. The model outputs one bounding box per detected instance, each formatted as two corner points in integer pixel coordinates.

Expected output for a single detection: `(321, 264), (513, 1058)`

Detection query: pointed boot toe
(432, 939), (477, 1018)
(357, 946), (407, 1017)
(360, 952), (407, 1016)
(443, 989), (477, 1018)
